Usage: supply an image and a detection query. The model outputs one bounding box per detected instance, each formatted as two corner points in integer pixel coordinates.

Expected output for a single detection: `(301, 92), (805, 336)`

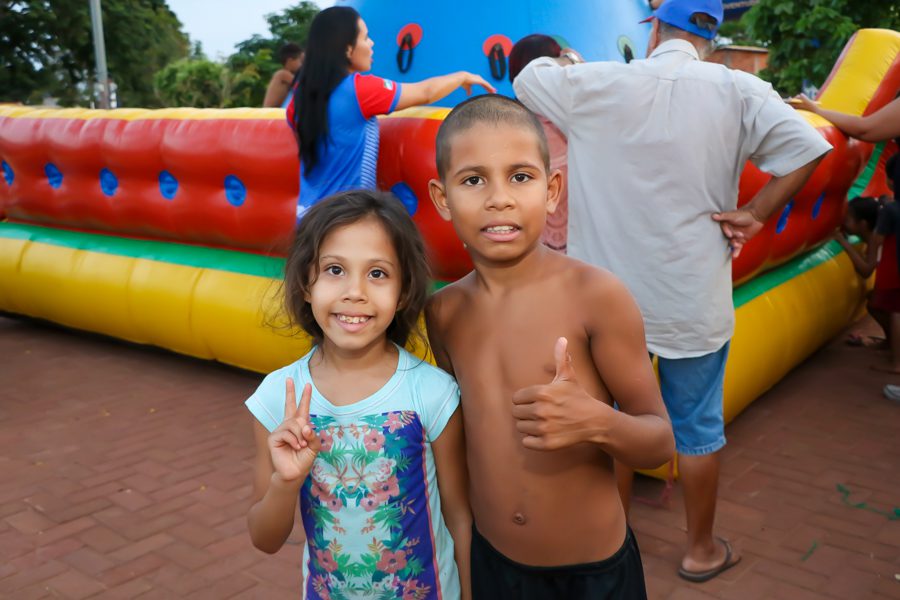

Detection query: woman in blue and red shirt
(288, 6), (494, 217)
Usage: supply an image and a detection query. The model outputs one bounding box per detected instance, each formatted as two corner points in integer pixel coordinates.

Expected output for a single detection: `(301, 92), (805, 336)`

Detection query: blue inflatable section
(339, 0), (653, 106)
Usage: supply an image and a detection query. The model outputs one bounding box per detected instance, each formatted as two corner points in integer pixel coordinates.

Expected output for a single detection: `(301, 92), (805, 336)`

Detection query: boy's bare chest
(445, 299), (583, 391)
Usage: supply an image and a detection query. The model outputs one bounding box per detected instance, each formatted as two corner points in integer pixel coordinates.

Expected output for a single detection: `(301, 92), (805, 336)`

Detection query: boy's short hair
(435, 94), (550, 180)
(278, 42), (304, 65)
(848, 196), (879, 231)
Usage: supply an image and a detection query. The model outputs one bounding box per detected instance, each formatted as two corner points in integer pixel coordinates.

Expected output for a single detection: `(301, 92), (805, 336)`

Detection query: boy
(263, 42), (304, 108)
(426, 95), (674, 598)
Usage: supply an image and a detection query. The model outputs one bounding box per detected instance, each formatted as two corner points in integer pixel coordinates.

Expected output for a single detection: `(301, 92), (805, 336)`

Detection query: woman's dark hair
(509, 34), (562, 83)
(291, 6), (360, 172)
(283, 190), (430, 350)
(848, 196), (879, 231)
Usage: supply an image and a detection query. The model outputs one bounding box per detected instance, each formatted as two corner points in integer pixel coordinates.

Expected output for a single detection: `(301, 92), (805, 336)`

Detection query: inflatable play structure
(0, 6), (898, 465)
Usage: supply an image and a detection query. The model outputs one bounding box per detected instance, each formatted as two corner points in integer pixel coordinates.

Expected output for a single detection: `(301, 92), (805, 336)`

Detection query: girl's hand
(458, 72), (496, 95)
(268, 378), (320, 483)
(787, 93), (819, 114)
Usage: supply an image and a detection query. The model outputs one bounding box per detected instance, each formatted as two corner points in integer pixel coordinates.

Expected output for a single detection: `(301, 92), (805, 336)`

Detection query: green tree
(736, 1), (900, 95)
(153, 57), (226, 108)
(0, 0), (189, 107)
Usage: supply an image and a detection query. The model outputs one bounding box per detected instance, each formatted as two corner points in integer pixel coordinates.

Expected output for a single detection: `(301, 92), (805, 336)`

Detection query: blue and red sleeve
(353, 73), (402, 120)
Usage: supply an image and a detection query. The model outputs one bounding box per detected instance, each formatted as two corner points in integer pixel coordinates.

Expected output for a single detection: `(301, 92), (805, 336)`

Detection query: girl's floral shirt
(246, 347), (461, 600)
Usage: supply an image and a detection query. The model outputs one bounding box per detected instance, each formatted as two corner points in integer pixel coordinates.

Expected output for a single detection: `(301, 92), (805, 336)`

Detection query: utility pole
(89, 0), (111, 108)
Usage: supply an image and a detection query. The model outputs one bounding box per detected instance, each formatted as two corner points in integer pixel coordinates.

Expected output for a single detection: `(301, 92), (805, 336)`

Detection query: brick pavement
(1, 315), (899, 599)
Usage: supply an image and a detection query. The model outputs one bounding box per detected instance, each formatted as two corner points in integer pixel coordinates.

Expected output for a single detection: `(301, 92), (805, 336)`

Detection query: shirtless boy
(426, 94), (675, 598)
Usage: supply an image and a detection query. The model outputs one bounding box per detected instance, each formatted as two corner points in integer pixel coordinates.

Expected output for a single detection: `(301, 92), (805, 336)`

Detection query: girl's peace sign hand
(267, 378), (321, 483)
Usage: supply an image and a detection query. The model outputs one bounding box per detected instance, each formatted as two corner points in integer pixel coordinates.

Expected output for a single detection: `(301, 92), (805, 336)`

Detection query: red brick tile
(77, 525), (130, 553)
(43, 569), (106, 599)
(99, 553), (167, 588)
(61, 546), (116, 576)
(109, 533), (175, 563)
(0, 560), (68, 594)
(33, 517), (96, 547)
(5, 509), (57, 535)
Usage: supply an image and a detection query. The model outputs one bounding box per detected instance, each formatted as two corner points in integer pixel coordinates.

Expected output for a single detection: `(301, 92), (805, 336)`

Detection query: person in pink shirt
(509, 34), (570, 253)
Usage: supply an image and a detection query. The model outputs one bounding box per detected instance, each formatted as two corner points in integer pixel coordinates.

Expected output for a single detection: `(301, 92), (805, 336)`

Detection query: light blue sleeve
(414, 364), (461, 443)
(245, 369), (292, 433)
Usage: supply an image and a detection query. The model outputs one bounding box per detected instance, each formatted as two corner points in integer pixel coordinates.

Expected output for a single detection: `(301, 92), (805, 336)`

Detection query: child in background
(427, 95), (673, 599)
(509, 34), (570, 253)
(869, 153), (900, 373)
(263, 42), (304, 108)
(834, 197), (893, 349)
(246, 191), (471, 599)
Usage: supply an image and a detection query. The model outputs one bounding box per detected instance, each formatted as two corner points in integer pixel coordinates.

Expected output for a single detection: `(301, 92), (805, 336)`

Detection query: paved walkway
(1, 315), (898, 599)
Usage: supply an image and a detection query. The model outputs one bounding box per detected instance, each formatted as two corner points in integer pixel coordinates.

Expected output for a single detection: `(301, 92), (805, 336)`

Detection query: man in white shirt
(514, 0), (831, 583)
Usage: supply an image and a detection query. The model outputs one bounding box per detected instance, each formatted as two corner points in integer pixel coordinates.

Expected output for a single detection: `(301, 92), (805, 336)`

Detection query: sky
(166, 0), (335, 60)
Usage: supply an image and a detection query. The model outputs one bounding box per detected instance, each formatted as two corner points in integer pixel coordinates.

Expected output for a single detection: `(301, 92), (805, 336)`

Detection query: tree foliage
(0, 0), (189, 106)
(151, 2), (319, 108)
(734, 0), (900, 95)
(153, 57), (225, 108)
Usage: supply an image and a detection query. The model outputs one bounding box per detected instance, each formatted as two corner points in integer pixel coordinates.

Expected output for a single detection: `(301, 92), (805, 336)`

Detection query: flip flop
(845, 333), (866, 347)
(677, 537), (741, 583)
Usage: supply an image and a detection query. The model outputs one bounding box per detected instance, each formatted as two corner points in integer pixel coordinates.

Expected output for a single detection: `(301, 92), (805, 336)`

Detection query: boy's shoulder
(548, 252), (630, 299)
(426, 273), (477, 320)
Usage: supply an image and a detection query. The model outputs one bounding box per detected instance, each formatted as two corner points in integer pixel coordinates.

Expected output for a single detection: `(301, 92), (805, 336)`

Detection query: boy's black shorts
(471, 525), (648, 600)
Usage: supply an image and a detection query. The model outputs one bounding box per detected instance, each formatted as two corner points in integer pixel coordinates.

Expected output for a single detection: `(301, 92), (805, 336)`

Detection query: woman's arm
(395, 72), (495, 111)
(431, 408), (472, 600)
(792, 95), (900, 143)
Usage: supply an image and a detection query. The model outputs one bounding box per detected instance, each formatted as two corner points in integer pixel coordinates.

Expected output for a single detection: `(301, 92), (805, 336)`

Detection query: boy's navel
(513, 512), (527, 525)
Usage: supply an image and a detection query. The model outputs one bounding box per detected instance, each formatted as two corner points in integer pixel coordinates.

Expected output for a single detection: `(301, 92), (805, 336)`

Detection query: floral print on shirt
(301, 410), (440, 600)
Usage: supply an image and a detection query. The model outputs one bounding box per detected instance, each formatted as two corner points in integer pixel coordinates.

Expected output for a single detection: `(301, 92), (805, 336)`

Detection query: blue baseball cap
(640, 0), (724, 40)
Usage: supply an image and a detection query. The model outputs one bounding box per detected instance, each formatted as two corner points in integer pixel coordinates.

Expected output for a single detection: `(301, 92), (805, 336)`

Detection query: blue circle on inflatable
(1, 160), (13, 186)
(776, 200), (793, 234)
(811, 192), (825, 219)
(44, 163), (63, 189)
(159, 170), (178, 200)
(224, 174), (246, 207)
(100, 168), (118, 196)
(391, 182), (418, 216)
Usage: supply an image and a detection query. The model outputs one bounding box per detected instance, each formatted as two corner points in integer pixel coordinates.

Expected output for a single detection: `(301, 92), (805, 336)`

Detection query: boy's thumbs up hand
(552, 336), (576, 383)
(512, 337), (612, 451)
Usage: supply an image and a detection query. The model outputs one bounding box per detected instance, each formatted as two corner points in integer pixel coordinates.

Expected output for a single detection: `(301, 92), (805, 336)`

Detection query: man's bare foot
(678, 537), (741, 583)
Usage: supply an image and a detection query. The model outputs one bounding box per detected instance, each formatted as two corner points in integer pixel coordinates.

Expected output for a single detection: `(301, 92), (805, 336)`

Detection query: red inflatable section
(1, 41), (898, 284)
(0, 112), (298, 254)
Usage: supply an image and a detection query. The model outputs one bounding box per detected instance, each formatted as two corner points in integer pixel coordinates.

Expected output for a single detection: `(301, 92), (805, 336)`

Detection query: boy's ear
(545, 168), (563, 215)
(428, 178), (452, 222)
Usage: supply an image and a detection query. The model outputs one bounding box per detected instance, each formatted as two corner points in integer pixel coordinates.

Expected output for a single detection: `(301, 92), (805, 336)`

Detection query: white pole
(89, 0), (110, 108)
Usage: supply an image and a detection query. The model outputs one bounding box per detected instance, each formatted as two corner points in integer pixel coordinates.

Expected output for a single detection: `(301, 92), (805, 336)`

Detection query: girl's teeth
(338, 315), (368, 324)
(487, 226), (515, 233)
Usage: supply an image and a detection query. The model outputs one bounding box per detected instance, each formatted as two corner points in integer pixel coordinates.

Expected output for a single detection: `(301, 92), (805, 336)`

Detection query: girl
(246, 190), (471, 599)
(288, 6), (494, 216)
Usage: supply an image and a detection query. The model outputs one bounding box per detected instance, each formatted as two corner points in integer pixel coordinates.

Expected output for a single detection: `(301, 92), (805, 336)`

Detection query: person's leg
(890, 312), (900, 369)
(678, 452), (726, 571)
(868, 303), (890, 344)
(657, 343), (740, 579)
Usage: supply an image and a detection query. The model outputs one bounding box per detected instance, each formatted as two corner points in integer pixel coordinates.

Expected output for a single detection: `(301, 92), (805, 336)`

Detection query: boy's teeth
(338, 315), (369, 324)
(486, 225), (515, 233)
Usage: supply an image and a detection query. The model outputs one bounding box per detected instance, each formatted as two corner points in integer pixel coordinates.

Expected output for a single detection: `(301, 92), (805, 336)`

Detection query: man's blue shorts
(655, 342), (730, 456)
